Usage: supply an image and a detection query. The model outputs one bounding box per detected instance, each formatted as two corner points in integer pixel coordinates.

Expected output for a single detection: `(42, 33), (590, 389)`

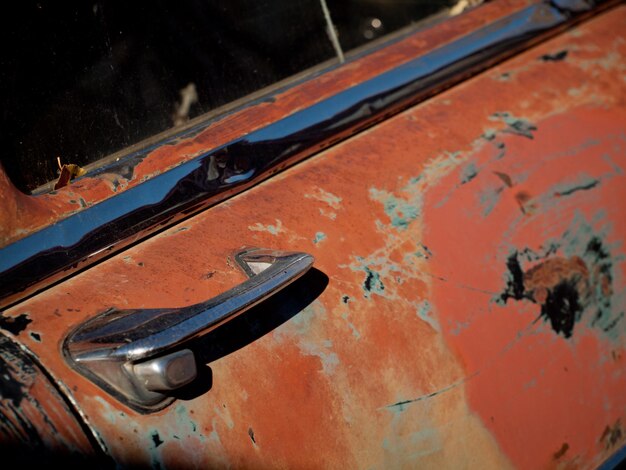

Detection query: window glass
(0, 0), (460, 193)
(327, 0), (456, 51)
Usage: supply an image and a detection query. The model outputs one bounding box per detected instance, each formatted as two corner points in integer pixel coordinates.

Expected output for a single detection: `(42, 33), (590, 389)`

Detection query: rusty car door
(1, 1), (625, 468)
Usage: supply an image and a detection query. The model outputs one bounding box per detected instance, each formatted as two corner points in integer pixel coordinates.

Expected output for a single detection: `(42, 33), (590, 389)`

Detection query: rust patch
(514, 190), (535, 214)
(493, 171), (514, 188)
(5, 7), (626, 469)
(553, 442), (569, 460)
(540, 50), (569, 62)
(524, 256), (589, 304)
(499, 229), (618, 339)
(600, 420), (623, 450)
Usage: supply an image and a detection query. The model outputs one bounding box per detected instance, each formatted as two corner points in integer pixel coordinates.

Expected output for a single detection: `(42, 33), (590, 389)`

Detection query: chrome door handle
(63, 247), (314, 412)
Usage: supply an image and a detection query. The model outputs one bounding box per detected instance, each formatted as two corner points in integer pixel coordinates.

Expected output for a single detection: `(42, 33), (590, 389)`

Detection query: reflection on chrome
(63, 247), (314, 412)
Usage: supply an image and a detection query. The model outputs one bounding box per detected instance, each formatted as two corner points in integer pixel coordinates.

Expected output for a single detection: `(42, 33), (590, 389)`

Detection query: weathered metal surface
(1, 0), (564, 310)
(0, 333), (104, 465)
(0, 0), (537, 310)
(0, 0), (533, 236)
(2, 4), (625, 469)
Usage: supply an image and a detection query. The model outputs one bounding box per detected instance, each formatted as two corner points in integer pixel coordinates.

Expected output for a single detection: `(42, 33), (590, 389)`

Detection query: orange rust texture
(0, 0), (533, 247)
(3, 5), (626, 469)
(524, 256), (589, 303)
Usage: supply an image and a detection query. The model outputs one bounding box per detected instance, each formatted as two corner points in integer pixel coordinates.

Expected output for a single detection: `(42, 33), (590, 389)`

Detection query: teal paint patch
(362, 266), (385, 297)
(416, 300), (439, 332)
(214, 405), (235, 430)
(349, 256), (394, 299)
(305, 188), (342, 208)
(313, 232), (327, 244)
(342, 312), (361, 339)
(381, 396), (444, 463)
(352, 151), (471, 307)
(151, 431), (164, 448)
(148, 428), (163, 468)
(408, 175), (423, 185)
(370, 150), (465, 230)
(93, 396), (119, 425)
(283, 298), (325, 333)
(489, 112), (537, 139)
(316, 190), (342, 207)
(460, 163), (478, 184)
(602, 153), (624, 175)
(248, 219), (283, 235)
(299, 341), (340, 374)
(274, 300), (340, 374)
(450, 320), (471, 336)
(369, 188), (420, 230)
(347, 251), (426, 302)
(553, 175), (600, 197)
(523, 377), (538, 390)
(482, 129), (497, 141)
(174, 404), (205, 441)
(479, 186), (504, 217)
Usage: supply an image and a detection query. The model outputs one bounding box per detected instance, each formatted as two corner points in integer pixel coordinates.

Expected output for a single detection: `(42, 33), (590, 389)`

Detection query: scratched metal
(2, 5), (626, 469)
(8, 0), (609, 310)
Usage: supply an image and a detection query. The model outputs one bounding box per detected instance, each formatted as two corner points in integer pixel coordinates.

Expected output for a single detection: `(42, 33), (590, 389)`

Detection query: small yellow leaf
(54, 157), (87, 190)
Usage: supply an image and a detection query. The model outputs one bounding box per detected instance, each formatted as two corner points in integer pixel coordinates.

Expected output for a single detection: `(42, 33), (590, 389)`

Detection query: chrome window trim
(0, 0), (616, 309)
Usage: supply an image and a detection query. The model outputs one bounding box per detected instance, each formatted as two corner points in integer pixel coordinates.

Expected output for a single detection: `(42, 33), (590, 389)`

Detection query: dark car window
(328, 0), (457, 51)
(0, 0), (459, 193)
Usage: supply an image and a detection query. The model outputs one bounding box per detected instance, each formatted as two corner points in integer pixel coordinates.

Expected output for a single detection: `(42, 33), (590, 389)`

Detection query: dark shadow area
(1, 268), (328, 468)
(173, 267), (328, 401)
(1, 1), (335, 192)
(0, 443), (115, 469)
(327, 0), (455, 51)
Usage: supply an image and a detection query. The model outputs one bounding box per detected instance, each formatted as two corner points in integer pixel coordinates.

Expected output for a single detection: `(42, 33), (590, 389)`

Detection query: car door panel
(1, 3), (625, 470)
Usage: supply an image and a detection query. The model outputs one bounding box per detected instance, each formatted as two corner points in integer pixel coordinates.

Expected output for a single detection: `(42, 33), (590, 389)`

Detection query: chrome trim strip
(0, 0), (614, 309)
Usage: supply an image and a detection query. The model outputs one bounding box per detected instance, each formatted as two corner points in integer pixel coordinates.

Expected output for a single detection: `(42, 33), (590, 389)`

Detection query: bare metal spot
(600, 420), (623, 450)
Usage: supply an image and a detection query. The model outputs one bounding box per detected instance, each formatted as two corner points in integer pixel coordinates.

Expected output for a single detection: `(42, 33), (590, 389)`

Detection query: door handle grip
(63, 247), (314, 412)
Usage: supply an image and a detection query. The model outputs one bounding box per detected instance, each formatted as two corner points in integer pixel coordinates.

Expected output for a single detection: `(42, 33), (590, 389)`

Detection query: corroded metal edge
(0, 331), (112, 463)
(0, 0), (617, 309)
